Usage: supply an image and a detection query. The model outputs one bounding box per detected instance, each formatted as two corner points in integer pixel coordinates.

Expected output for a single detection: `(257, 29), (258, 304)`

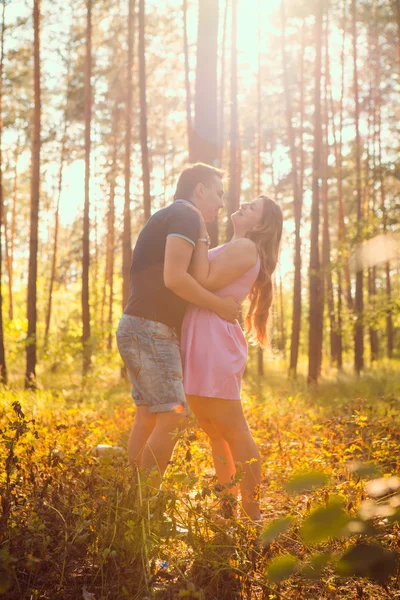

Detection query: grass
(0, 361), (399, 599)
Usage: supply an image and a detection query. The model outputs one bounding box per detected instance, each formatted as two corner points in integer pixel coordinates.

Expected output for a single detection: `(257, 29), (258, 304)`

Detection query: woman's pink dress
(181, 243), (260, 400)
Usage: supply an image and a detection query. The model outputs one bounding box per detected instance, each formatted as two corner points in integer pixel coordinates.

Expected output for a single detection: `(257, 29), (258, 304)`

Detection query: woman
(181, 195), (283, 522)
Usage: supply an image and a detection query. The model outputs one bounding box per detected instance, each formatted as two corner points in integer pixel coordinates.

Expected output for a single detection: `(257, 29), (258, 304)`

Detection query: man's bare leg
(141, 410), (188, 489)
(127, 406), (156, 468)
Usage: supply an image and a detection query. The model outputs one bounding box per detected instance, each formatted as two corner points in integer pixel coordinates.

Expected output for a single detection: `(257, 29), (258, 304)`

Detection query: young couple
(116, 163), (283, 522)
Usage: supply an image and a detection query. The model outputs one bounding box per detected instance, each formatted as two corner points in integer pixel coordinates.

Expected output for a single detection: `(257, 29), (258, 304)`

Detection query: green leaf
(285, 470), (329, 494)
(337, 543), (398, 584)
(348, 461), (381, 479)
(266, 555), (297, 582)
(301, 500), (350, 544)
(261, 517), (293, 546)
(301, 553), (331, 579)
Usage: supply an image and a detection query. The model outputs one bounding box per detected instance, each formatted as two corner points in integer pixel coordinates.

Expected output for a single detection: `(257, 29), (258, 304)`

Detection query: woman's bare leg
(188, 395), (261, 521)
(195, 414), (239, 499)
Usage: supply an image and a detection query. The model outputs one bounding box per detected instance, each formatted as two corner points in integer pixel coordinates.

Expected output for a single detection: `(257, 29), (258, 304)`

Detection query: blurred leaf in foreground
(284, 470), (329, 494)
(260, 517), (293, 546)
(266, 554), (297, 583)
(301, 500), (350, 544)
(301, 552), (331, 579)
(336, 543), (398, 584)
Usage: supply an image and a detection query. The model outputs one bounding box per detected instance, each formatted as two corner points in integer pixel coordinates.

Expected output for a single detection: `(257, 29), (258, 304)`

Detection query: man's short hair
(174, 163), (225, 201)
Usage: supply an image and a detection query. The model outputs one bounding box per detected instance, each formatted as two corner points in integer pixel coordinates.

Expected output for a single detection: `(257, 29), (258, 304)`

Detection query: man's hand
(215, 296), (240, 323)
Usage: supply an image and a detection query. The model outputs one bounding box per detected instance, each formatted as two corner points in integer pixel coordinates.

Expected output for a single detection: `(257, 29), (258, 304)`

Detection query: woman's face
(232, 197), (264, 231)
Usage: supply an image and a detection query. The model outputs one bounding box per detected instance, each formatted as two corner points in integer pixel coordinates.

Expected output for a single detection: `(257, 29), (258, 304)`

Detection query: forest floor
(1, 361), (399, 599)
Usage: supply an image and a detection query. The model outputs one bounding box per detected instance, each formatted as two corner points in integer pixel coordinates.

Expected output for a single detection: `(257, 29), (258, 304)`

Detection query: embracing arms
(163, 236), (240, 322)
(189, 235), (259, 291)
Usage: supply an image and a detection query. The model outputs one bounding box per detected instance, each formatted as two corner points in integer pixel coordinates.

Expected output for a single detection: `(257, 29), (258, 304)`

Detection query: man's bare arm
(164, 237), (239, 323)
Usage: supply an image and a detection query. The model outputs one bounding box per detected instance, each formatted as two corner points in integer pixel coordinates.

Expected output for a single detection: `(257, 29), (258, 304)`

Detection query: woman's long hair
(245, 196), (283, 346)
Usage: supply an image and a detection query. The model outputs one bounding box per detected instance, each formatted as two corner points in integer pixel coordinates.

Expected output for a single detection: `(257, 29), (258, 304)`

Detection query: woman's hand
(184, 203), (208, 237)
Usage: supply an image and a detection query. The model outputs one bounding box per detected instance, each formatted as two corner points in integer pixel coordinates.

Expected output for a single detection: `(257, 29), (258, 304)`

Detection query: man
(116, 163), (239, 485)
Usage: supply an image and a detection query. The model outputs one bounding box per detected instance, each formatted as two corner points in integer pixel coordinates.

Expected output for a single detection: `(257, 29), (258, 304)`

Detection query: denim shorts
(116, 314), (187, 414)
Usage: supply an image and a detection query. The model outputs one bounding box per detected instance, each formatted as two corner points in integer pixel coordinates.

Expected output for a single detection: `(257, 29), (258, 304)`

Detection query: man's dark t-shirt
(124, 201), (200, 330)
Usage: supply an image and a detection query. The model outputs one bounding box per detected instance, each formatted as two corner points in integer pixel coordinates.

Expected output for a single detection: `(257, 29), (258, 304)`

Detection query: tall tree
(255, 0), (263, 376)
(25, 0), (41, 388)
(218, 0), (228, 166)
(322, 13), (337, 364)
(191, 0), (219, 245)
(183, 0), (192, 156)
(106, 103), (119, 351)
(352, 0), (364, 374)
(0, 0), (7, 383)
(281, 0), (303, 377)
(3, 137), (19, 321)
(122, 0), (135, 313)
(82, 0), (92, 376)
(308, 0), (324, 384)
(377, 71), (393, 358)
(139, 0), (151, 222)
(44, 46), (71, 350)
(226, 0), (238, 241)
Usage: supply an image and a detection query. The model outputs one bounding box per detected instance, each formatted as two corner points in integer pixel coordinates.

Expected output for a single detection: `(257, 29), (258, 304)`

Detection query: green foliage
(301, 499), (350, 544)
(266, 554), (298, 583)
(0, 368), (399, 598)
(284, 470), (329, 494)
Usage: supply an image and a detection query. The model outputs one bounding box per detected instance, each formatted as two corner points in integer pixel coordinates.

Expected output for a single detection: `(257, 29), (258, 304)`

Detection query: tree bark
(44, 115), (67, 350)
(226, 0), (239, 241)
(107, 105), (119, 351)
(281, 0), (303, 377)
(218, 0), (228, 166)
(256, 0), (264, 376)
(0, 0), (7, 383)
(82, 0), (92, 376)
(308, 0), (324, 384)
(123, 0), (135, 314)
(352, 0), (364, 374)
(25, 0), (41, 388)
(191, 0), (219, 246)
(139, 0), (151, 222)
(4, 139), (19, 321)
(322, 15), (337, 365)
(377, 77), (393, 358)
(183, 0), (192, 156)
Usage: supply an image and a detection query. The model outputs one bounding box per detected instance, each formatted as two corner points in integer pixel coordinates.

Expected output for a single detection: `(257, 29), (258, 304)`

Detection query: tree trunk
(44, 116), (67, 350)
(82, 0), (92, 376)
(281, 0), (303, 377)
(226, 0), (238, 242)
(183, 0), (192, 156)
(218, 0), (228, 166)
(255, 0), (263, 376)
(366, 39), (378, 362)
(26, 0), (41, 388)
(0, 0), (7, 383)
(352, 0), (364, 374)
(395, 0), (400, 71)
(377, 81), (393, 358)
(6, 140), (19, 321)
(191, 0), (219, 246)
(123, 0), (135, 314)
(308, 0), (324, 384)
(139, 0), (151, 222)
(107, 105), (119, 351)
(322, 16), (337, 365)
